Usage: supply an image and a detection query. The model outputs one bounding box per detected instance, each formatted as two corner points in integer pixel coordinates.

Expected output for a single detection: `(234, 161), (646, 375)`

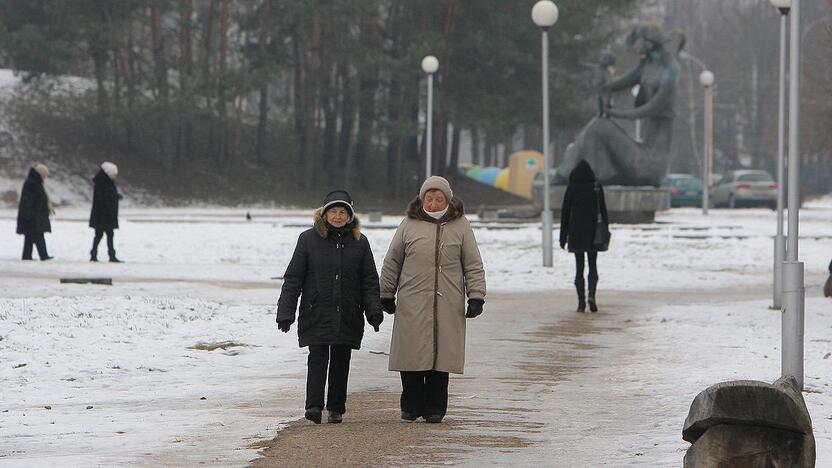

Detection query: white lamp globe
(421, 55), (439, 74)
(532, 1), (559, 28)
(769, 0), (791, 8)
(699, 70), (715, 87)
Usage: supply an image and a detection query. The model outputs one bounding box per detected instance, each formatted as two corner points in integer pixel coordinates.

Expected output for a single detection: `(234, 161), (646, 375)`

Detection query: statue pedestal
(534, 185), (669, 224)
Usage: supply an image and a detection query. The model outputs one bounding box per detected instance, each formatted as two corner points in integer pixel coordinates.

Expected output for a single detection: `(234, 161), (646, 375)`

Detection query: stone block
(683, 376), (815, 468)
(684, 424), (814, 468)
(683, 377), (812, 443)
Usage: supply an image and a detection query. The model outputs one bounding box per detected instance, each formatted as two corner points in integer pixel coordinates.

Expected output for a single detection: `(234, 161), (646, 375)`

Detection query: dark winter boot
(90, 250), (98, 262)
(575, 278), (586, 313)
(425, 414), (443, 424)
(108, 250), (122, 263)
(401, 411), (419, 421)
(305, 407), (322, 424)
(588, 273), (599, 313)
(327, 411), (343, 424)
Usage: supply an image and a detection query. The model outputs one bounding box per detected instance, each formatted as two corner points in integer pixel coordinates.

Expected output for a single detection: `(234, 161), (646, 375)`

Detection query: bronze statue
(556, 25), (685, 186)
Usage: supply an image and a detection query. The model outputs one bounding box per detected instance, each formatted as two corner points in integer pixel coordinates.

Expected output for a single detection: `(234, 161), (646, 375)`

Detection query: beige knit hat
(34, 163), (49, 179)
(419, 176), (453, 201)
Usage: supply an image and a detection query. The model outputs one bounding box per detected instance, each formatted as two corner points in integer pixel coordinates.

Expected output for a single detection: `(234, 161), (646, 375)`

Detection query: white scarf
(424, 206), (448, 220)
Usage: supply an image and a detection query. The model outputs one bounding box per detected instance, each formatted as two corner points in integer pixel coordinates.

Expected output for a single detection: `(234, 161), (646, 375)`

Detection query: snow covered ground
(0, 198), (830, 466)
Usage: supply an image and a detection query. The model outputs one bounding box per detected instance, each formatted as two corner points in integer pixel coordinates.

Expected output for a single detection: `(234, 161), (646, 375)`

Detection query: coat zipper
(432, 222), (443, 369)
(335, 240), (344, 335)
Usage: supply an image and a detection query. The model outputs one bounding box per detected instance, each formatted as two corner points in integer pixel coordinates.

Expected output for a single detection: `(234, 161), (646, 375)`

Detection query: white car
(710, 170), (777, 209)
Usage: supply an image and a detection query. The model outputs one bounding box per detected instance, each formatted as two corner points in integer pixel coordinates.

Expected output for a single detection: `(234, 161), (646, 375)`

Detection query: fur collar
(313, 207), (362, 240)
(406, 196), (465, 224)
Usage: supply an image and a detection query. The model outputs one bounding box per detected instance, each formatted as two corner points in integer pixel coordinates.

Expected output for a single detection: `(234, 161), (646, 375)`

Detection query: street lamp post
(699, 70), (715, 215)
(770, 1), (790, 311)
(532, 0), (558, 267)
(780, 0), (804, 389)
(421, 55), (439, 178)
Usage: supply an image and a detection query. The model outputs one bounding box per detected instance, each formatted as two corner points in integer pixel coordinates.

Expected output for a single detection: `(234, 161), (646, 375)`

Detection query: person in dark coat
(559, 160), (609, 312)
(16, 164), (53, 261)
(276, 190), (384, 424)
(89, 162), (122, 262)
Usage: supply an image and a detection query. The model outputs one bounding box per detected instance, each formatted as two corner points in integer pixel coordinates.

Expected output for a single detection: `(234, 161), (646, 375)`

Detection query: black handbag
(592, 183), (610, 252)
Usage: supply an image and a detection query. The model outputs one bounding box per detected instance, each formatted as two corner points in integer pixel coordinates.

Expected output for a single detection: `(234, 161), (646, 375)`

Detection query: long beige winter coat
(380, 197), (486, 374)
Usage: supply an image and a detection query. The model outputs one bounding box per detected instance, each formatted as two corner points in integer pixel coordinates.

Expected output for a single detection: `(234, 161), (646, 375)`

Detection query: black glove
(277, 320), (292, 333)
(465, 299), (484, 319)
(367, 313), (383, 332)
(559, 240), (566, 250)
(380, 298), (396, 315)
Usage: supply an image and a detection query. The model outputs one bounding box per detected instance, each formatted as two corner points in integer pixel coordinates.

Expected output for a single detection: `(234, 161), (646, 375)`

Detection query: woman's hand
(381, 298), (396, 314)
(367, 313), (383, 332)
(465, 299), (484, 318)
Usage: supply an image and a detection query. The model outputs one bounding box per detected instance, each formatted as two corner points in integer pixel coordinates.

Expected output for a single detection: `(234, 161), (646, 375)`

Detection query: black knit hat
(322, 190), (354, 221)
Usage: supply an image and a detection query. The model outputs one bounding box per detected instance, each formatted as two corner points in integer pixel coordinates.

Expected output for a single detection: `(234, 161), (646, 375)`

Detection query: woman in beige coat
(380, 176), (486, 423)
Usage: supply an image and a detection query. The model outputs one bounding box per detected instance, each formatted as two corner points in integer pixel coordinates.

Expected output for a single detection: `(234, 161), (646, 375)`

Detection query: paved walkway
(251, 284), (773, 467)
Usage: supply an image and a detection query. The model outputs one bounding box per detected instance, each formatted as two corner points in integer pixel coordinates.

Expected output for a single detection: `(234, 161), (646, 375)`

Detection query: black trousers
(306, 345), (352, 413)
(400, 370), (449, 418)
(92, 229), (115, 256)
(574, 251), (598, 289)
(22, 232), (48, 260)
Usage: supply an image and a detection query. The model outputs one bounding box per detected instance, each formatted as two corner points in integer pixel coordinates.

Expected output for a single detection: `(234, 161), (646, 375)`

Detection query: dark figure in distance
(560, 160), (609, 313)
(16, 163), (53, 261)
(276, 190), (383, 424)
(89, 162), (123, 262)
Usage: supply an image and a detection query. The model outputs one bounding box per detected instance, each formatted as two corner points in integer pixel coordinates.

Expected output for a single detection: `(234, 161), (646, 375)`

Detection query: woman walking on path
(380, 176), (487, 424)
(89, 162), (123, 262)
(560, 160), (609, 313)
(277, 190), (384, 424)
(16, 164), (53, 261)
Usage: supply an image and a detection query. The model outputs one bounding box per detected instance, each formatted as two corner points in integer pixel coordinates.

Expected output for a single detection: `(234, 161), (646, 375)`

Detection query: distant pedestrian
(16, 164), (53, 261)
(560, 160), (610, 312)
(276, 190), (383, 424)
(824, 259), (832, 298)
(380, 176), (487, 424)
(89, 162), (122, 262)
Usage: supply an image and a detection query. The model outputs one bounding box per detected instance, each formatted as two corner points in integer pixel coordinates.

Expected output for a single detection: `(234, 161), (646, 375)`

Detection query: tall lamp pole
(422, 55), (439, 178)
(699, 70), (715, 215)
(770, 0), (790, 310)
(780, 0), (804, 389)
(532, 0), (558, 267)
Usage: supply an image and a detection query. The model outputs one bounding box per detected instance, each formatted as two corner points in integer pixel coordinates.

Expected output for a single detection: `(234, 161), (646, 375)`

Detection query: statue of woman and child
(555, 24), (686, 187)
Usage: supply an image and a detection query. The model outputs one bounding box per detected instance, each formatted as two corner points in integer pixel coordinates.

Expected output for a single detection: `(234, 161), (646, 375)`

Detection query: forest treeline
(0, 0), (635, 196)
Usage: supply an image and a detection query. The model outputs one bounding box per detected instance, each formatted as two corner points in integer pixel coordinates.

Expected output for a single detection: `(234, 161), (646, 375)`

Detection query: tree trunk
(255, 0), (271, 163)
(337, 62), (355, 170)
(449, 122), (461, 179)
(435, 0), (457, 175)
(122, 18), (136, 150)
(151, 5), (169, 162)
(178, 0), (193, 162)
(201, 0), (216, 158)
(217, 0), (229, 162)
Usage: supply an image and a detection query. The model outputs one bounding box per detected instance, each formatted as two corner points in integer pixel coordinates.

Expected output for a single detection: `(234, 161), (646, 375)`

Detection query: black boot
(108, 250), (122, 263)
(588, 273), (598, 312)
(327, 410), (343, 424)
(90, 250), (98, 262)
(305, 407), (322, 424)
(575, 278), (586, 313)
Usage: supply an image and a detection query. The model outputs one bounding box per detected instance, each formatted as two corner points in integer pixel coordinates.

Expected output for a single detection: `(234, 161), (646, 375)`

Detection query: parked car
(661, 174), (703, 207)
(710, 170), (778, 209)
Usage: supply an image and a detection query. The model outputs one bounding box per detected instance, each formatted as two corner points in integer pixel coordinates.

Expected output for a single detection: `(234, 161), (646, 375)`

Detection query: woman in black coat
(559, 160), (609, 312)
(276, 190), (384, 424)
(16, 164), (53, 261)
(89, 162), (122, 262)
